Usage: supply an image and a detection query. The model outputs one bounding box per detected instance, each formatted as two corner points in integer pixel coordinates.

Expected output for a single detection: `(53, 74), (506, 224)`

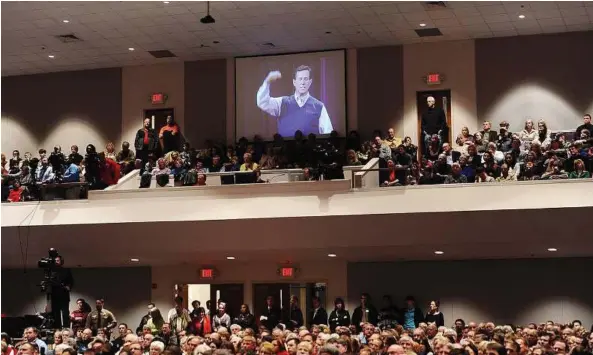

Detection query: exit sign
(425, 73), (442, 85)
(200, 268), (215, 279)
(151, 93), (166, 104)
(279, 267), (296, 278)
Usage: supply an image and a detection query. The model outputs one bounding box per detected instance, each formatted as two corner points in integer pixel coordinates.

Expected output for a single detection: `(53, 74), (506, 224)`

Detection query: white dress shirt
(256, 81), (333, 134)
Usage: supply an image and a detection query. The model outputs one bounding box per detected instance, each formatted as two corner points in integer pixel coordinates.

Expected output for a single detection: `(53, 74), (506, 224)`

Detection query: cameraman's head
(54, 255), (63, 267)
(24, 327), (39, 342)
(95, 299), (105, 311)
(53, 145), (62, 154)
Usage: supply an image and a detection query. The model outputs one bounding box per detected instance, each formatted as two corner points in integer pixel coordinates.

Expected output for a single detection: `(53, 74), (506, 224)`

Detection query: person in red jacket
(98, 152), (120, 188)
(7, 180), (25, 202)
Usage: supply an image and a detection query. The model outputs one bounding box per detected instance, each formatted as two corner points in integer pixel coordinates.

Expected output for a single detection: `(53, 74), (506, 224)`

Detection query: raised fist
(266, 71), (282, 83)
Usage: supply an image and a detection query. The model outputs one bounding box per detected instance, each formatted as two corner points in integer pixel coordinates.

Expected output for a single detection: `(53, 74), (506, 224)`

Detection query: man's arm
(318, 106), (333, 134)
(256, 72), (283, 117)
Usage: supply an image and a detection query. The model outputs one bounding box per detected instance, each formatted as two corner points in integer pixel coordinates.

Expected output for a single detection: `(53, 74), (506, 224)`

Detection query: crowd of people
(2, 294), (592, 355)
(3, 112), (592, 201)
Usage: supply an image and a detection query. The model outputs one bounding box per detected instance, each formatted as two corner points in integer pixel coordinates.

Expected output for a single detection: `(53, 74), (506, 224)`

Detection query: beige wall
(121, 63), (185, 147)
(402, 40), (478, 143)
(151, 261), (348, 315)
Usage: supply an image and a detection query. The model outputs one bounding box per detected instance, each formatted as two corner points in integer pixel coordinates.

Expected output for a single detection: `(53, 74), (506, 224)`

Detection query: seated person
(444, 163), (467, 184)
(152, 158), (171, 176)
(482, 151), (501, 178)
(483, 142), (504, 164)
(98, 152), (121, 188)
(425, 135), (441, 163)
(392, 145), (412, 182)
(7, 180), (26, 202)
(497, 121), (513, 153)
(209, 155), (223, 173)
(441, 143), (460, 165)
(518, 161), (540, 181)
(434, 154), (452, 178)
(240, 153), (259, 172)
(385, 128), (402, 152)
(35, 157), (55, 184)
(496, 163), (517, 182)
(302, 167), (318, 181)
(381, 160), (400, 187)
(475, 167), (495, 183)
(116, 141), (136, 175)
(196, 174), (207, 186)
(68, 145), (84, 166)
(473, 132), (487, 154)
(458, 156), (476, 183)
(62, 161), (81, 183)
(540, 159), (568, 180)
(418, 162), (443, 185)
(568, 159), (590, 179)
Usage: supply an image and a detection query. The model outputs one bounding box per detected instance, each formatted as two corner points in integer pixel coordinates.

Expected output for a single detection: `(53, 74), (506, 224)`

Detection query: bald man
(387, 344), (405, 355)
(421, 96), (448, 155)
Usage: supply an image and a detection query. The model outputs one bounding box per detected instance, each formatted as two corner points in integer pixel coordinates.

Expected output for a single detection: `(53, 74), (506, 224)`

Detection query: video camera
(38, 248), (60, 292)
(38, 248), (59, 269)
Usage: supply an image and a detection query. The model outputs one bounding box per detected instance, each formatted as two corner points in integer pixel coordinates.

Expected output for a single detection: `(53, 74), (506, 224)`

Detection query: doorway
(416, 90), (452, 160)
(252, 282), (327, 329)
(144, 108), (175, 134)
(185, 283), (244, 321)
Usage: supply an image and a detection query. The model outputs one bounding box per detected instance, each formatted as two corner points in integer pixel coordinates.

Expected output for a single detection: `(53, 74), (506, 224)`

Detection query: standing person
(576, 113), (592, 139)
(352, 293), (378, 333)
(256, 66), (333, 137)
(424, 300), (444, 327)
(328, 298), (350, 333)
(212, 302), (231, 331)
(288, 296), (304, 330)
(400, 296), (424, 330)
(167, 296), (191, 334)
(189, 307), (211, 336)
(159, 115), (181, 155)
(260, 296), (281, 331)
(70, 299), (91, 333)
(233, 304), (255, 331)
(135, 118), (158, 166)
(49, 255), (73, 329)
(86, 299), (117, 336)
(308, 297), (328, 327)
(421, 96), (448, 156)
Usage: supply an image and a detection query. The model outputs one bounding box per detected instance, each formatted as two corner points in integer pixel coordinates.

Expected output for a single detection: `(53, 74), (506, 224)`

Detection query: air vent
(148, 50), (177, 58)
(423, 1), (448, 9)
(415, 28), (443, 37)
(55, 34), (83, 43)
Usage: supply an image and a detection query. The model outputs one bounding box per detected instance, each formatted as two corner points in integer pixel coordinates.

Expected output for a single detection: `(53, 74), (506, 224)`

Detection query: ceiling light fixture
(518, 14), (526, 19)
(130, 258), (139, 262)
(63, 20), (70, 23)
(163, 1), (170, 3)
(328, 253), (337, 258)
(128, 47), (135, 51)
(547, 248), (557, 252)
(419, 23), (427, 27)
(226, 256), (236, 260)
(200, 1), (215, 24)
(48, 55), (55, 58)
(434, 250), (444, 255)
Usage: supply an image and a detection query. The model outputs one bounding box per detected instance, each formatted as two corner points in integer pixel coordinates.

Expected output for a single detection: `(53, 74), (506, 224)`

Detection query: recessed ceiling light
(128, 47), (135, 51)
(130, 258), (139, 262)
(48, 55), (55, 59)
(62, 20), (70, 23)
(518, 14), (526, 19)
(328, 253), (337, 258)
(226, 256), (236, 260)
(163, 1), (169, 3)
(419, 23), (427, 27)
(547, 248), (557, 252)
(434, 250), (444, 255)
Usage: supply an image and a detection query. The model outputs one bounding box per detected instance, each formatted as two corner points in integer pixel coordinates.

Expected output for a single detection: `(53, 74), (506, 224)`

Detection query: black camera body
(38, 248), (59, 292)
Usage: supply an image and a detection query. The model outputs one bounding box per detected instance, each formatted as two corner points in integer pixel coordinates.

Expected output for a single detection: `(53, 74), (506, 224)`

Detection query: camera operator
(84, 144), (101, 190)
(314, 141), (344, 180)
(49, 146), (66, 181)
(48, 255), (74, 329)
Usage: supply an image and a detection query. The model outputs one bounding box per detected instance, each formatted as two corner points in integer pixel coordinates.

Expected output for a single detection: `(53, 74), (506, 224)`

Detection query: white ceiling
(2, 1), (593, 76)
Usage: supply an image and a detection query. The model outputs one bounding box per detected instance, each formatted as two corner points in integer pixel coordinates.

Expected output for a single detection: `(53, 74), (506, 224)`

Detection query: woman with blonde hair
(533, 120), (551, 150)
(345, 149), (361, 166)
(519, 119), (537, 149)
(104, 142), (116, 161)
(296, 342), (313, 355)
(568, 159), (591, 179)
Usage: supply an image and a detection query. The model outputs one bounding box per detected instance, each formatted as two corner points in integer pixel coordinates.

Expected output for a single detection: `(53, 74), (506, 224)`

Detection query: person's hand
(266, 71), (282, 83)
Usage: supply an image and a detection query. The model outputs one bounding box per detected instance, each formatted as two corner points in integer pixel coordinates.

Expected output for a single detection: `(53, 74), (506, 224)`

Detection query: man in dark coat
(135, 118), (158, 165)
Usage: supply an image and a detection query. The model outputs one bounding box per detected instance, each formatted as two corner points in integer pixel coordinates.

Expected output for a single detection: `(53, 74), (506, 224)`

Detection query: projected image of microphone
(256, 65), (333, 137)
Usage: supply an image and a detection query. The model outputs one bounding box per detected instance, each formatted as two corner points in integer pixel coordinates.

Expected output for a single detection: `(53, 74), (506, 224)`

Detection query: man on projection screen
(256, 65), (333, 137)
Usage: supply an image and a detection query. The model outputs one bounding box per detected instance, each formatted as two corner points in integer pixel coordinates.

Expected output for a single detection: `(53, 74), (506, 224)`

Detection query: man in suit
(480, 121), (498, 145)
(260, 296), (281, 331)
(309, 297), (328, 327)
(287, 295), (304, 330)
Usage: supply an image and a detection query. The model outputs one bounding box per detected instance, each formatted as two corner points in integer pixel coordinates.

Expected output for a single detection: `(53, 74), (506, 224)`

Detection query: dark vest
(279, 95), (323, 137)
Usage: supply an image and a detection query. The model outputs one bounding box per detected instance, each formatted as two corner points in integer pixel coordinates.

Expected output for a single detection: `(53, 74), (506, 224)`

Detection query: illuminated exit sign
(200, 268), (215, 279)
(425, 73), (443, 85)
(278, 267), (297, 278)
